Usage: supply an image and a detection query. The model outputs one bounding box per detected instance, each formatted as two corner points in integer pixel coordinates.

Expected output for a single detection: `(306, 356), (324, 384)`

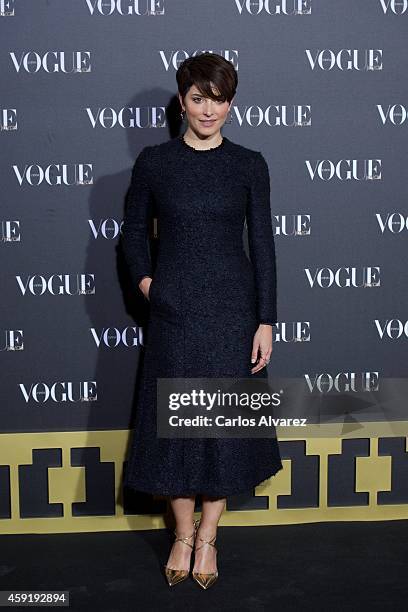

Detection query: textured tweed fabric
(121, 135), (282, 497)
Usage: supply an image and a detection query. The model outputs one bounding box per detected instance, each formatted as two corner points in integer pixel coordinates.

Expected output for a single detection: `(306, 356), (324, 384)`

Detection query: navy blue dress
(122, 135), (282, 497)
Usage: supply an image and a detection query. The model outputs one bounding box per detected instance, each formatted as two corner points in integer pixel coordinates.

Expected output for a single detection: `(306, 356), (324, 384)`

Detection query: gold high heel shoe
(164, 519), (199, 586)
(192, 523), (219, 590)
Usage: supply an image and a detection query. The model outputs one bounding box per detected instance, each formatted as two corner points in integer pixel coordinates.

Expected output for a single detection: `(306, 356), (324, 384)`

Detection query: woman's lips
(200, 120), (216, 126)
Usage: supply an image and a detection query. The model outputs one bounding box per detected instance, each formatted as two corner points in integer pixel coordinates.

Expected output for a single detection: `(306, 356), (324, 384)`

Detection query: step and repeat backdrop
(1, 0), (407, 534)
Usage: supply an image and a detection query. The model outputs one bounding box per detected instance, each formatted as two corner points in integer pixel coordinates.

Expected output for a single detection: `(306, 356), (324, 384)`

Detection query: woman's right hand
(138, 276), (153, 300)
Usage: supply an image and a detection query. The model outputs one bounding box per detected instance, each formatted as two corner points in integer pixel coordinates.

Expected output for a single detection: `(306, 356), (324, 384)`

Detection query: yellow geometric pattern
(0, 424), (407, 535)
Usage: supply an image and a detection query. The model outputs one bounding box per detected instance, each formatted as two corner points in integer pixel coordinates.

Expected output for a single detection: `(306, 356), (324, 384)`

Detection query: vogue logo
(379, 0), (408, 14)
(19, 381), (97, 403)
(10, 52), (91, 73)
(85, 0), (165, 15)
(305, 372), (379, 393)
(1, 330), (23, 351)
(234, 0), (311, 15)
(377, 104), (408, 125)
(159, 50), (238, 71)
(376, 213), (408, 233)
(305, 267), (381, 288)
(1, 108), (17, 130)
(89, 219), (122, 239)
(375, 320), (408, 339)
(86, 107), (166, 128)
(1, 220), (21, 242)
(16, 274), (96, 295)
(90, 326), (144, 347)
(274, 215), (311, 236)
(305, 49), (383, 71)
(273, 322), (311, 343)
(233, 105), (311, 126)
(305, 160), (382, 181)
(0, 0), (14, 16)
(13, 164), (93, 186)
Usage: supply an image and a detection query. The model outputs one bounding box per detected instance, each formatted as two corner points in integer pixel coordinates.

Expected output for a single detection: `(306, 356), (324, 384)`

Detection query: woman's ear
(178, 93), (184, 111)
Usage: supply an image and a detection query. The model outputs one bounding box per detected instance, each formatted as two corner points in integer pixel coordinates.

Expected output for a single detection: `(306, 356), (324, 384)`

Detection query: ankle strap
(173, 520), (197, 549)
(194, 533), (217, 551)
(174, 532), (195, 548)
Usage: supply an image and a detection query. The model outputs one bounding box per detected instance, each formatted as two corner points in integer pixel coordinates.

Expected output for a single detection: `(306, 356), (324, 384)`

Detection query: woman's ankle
(195, 525), (217, 541)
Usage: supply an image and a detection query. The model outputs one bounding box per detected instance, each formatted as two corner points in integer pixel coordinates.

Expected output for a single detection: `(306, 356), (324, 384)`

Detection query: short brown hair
(176, 52), (237, 104)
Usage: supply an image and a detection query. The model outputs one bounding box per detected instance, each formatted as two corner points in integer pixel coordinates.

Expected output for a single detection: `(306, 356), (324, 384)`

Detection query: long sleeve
(121, 146), (154, 292)
(246, 151), (278, 326)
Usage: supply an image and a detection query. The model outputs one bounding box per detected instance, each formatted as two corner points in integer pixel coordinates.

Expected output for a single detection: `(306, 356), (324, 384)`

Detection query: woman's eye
(193, 98), (202, 103)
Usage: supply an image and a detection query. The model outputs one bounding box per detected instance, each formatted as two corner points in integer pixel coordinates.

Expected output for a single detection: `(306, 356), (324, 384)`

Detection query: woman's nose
(203, 102), (215, 115)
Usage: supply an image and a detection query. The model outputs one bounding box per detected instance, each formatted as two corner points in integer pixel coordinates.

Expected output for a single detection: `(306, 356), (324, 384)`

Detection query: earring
(180, 110), (185, 121)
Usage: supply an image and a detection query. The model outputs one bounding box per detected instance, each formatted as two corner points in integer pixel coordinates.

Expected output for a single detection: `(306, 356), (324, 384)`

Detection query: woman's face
(179, 84), (232, 137)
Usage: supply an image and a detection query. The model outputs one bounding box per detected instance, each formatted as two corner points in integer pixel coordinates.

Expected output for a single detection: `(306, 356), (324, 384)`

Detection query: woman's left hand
(250, 324), (273, 374)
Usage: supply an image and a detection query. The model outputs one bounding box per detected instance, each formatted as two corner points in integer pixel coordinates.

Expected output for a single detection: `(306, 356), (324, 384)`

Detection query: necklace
(180, 134), (225, 152)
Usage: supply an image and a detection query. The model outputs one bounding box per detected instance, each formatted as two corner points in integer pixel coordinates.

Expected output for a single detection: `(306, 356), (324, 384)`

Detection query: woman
(121, 52), (282, 589)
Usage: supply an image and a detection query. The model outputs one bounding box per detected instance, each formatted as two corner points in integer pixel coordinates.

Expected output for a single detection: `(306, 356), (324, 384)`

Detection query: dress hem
(124, 461), (283, 498)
